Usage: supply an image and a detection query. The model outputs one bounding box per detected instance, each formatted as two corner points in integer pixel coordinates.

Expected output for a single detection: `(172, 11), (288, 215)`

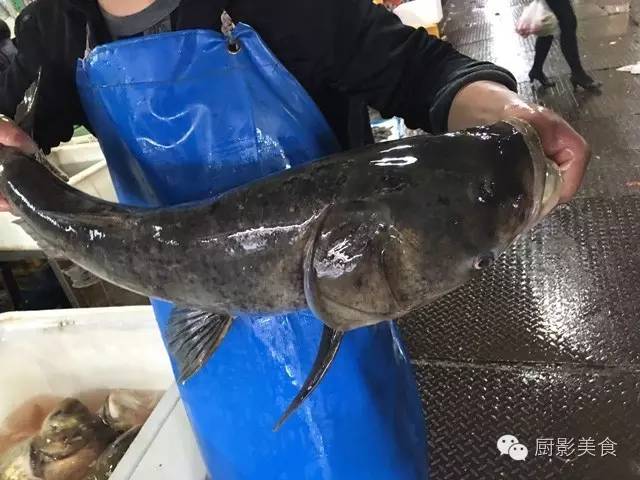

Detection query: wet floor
(398, 0), (640, 478)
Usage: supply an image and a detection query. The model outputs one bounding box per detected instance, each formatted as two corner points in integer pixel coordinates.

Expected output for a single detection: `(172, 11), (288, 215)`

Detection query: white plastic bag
(516, 0), (558, 38)
(617, 62), (640, 75)
(393, 0), (443, 28)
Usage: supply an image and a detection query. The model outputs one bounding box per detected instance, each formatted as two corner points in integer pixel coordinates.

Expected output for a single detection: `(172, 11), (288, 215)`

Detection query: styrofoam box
(0, 306), (206, 480)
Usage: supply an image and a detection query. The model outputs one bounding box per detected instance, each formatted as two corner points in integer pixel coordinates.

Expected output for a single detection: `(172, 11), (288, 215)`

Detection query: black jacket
(2, 0), (517, 152)
(0, 38), (17, 72)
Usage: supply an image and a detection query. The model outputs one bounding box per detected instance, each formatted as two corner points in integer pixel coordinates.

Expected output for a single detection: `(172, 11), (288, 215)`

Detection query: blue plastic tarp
(76, 24), (428, 480)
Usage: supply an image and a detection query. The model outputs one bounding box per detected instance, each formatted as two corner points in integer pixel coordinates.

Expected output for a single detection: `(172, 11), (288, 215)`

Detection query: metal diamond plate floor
(399, 0), (640, 478)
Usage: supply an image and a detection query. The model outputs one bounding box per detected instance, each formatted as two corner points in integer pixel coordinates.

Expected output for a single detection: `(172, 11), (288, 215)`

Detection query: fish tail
(0, 146), (113, 215)
(273, 325), (344, 431)
(0, 146), (129, 256)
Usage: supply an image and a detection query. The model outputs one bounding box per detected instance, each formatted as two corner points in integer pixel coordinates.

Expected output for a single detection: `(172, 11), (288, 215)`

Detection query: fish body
(0, 119), (558, 325)
(0, 119), (562, 426)
(83, 426), (140, 480)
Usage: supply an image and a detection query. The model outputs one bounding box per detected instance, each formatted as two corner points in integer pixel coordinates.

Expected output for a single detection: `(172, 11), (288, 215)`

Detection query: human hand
(503, 102), (590, 204)
(0, 116), (38, 211)
(449, 81), (589, 204)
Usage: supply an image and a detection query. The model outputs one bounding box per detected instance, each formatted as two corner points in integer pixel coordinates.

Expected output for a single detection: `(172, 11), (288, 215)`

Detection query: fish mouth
(503, 118), (563, 230)
(538, 159), (562, 220)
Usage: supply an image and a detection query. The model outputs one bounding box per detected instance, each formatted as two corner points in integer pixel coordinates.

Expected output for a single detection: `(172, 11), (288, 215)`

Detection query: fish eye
(473, 252), (495, 270)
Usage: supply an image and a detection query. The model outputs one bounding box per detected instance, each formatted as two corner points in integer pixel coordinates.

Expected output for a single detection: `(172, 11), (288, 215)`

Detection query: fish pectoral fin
(167, 307), (233, 383)
(61, 264), (102, 288)
(273, 325), (344, 431)
(303, 201), (397, 330)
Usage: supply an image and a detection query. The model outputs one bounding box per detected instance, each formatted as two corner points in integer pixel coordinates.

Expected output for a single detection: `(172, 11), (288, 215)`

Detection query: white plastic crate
(67, 160), (118, 202)
(0, 306), (173, 422)
(50, 137), (118, 202)
(49, 136), (106, 176)
(111, 385), (207, 480)
(0, 306), (206, 479)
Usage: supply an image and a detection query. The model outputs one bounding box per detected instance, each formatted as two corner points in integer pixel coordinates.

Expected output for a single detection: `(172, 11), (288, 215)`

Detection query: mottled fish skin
(31, 399), (114, 480)
(0, 120), (558, 330)
(83, 426), (140, 480)
(0, 440), (39, 480)
(37, 443), (107, 480)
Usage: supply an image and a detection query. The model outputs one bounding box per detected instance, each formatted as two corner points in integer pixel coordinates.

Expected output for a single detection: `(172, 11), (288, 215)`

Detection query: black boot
(570, 71), (602, 91)
(530, 36), (555, 88)
(529, 69), (555, 88)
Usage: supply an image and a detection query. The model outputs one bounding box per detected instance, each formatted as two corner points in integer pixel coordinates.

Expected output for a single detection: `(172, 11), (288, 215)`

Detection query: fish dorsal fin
(166, 307), (233, 382)
(304, 201), (397, 330)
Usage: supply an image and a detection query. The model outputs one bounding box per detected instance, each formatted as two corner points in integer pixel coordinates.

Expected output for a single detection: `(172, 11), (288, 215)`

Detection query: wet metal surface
(446, 0), (640, 82)
(400, 0), (640, 478)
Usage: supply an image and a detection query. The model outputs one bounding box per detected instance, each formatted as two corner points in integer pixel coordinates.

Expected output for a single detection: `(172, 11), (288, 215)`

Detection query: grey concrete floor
(398, 0), (640, 478)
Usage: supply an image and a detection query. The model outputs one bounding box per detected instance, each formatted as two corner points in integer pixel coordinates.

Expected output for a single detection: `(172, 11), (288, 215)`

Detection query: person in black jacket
(0, 0), (589, 210)
(0, 18), (16, 72)
(529, 0), (602, 90)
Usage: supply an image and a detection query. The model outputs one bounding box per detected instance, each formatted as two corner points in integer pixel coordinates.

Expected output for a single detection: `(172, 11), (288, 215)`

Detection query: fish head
(98, 390), (160, 434)
(303, 120), (561, 331)
(30, 398), (114, 480)
(31, 398), (100, 460)
(381, 119), (562, 313)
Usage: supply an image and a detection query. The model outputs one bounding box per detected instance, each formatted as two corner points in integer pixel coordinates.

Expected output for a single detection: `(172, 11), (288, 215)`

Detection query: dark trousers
(531, 0), (585, 75)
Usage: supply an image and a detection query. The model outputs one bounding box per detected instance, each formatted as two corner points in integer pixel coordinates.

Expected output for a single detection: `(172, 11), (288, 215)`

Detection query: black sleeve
(0, 8), (40, 118)
(0, 1), (81, 152)
(324, 0), (518, 133)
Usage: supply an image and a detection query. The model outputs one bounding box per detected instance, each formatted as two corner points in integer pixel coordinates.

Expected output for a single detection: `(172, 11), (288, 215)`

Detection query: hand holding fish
(0, 117), (38, 211)
(503, 102), (589, 204)
(449, 80), (589, 203)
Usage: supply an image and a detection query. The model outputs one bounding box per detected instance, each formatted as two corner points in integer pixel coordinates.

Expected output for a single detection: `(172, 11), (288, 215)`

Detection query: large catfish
(0, 119), (562, 429)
